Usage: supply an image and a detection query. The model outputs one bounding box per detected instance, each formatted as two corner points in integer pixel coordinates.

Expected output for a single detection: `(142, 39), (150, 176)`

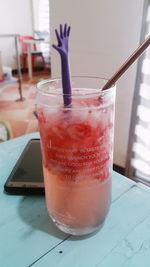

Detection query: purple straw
(52, 24), (72, 106)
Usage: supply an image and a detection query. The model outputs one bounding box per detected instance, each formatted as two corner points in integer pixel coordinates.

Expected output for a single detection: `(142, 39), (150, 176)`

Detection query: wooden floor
(20, 71), (51, 84)
(0, 71), (50, 140)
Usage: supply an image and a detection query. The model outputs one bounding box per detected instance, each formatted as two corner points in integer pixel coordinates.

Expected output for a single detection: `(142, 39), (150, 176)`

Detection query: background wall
(50, 0), (145, 168)
(0, 0), (33, 68)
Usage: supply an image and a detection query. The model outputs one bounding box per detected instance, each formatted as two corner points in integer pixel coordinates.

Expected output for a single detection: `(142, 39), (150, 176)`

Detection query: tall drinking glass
(36, 77), (116, 235)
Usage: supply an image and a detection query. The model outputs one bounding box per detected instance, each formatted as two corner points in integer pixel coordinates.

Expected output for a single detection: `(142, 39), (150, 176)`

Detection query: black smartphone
(4, 139), (44, 195)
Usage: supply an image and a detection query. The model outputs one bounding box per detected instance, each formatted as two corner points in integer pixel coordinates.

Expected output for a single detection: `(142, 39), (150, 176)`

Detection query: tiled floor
(0, 71), (50, 140)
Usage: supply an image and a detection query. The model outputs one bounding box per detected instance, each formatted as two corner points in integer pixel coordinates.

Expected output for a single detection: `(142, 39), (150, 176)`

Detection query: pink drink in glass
(37, 77), (116, 235)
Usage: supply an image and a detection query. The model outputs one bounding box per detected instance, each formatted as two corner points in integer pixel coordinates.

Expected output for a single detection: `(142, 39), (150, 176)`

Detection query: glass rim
(36, 76), (116, 97)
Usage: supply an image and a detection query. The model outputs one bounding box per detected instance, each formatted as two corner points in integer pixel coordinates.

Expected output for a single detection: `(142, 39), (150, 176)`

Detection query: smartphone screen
(4, 139), (44, 195)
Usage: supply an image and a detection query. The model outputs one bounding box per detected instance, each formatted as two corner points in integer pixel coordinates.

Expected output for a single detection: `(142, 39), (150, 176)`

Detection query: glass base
(51, 215), (105, 236)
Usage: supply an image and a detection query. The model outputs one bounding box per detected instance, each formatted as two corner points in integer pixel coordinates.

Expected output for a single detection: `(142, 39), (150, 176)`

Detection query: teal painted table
(0, 133), (150, 267)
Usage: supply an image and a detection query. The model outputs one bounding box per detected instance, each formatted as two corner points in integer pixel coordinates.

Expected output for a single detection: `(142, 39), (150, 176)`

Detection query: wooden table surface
(0, 132), (150, 267)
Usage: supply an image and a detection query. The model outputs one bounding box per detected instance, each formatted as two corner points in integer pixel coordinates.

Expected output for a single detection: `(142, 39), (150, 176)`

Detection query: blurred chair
(19, 36), (46, 73)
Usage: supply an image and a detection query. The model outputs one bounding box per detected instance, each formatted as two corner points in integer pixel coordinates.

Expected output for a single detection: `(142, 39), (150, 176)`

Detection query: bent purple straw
(52, 24), (72, 106)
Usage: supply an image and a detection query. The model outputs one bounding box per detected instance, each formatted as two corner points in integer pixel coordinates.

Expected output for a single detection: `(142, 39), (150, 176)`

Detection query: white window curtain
(38, 0), (50, 67)
(39, 0), (50, 32)
(126, 1), (150, 186)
